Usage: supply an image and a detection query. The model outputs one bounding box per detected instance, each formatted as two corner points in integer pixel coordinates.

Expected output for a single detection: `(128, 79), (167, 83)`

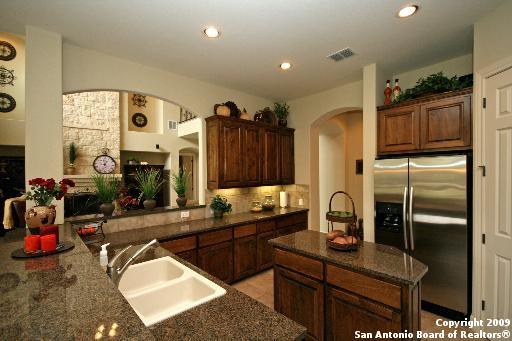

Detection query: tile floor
(232, 269), (486, 340)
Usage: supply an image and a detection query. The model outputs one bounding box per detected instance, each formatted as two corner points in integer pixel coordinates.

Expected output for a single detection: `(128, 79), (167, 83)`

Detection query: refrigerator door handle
(409, 186), (415, 251)
(402, 186), (408, 250)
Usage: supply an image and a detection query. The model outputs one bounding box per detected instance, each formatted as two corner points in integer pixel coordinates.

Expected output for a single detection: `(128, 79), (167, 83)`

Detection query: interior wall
(0, 32), (25, 146)
(127, 93), (163, 133)
(392, 54), (473, 92)
(474, 0), (512, 72)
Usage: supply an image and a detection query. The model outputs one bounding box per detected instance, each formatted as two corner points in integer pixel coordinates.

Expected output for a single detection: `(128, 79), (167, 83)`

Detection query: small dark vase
(143, 199), (156, 210)
(278, 117), (287, 127)
(213, 210), (224, 219)
(176, 196), (187, 208)
(100, 202), (115, 216)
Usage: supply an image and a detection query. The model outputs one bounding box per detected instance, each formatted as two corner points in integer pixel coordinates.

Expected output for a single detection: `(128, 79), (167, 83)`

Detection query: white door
(483, 66), (512, 339)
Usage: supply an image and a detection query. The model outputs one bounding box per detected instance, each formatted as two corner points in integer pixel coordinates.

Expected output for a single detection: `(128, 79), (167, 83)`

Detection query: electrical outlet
(181, 211), (190, 219)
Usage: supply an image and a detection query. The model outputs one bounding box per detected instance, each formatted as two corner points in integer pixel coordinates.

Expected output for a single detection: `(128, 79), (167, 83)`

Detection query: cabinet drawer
(277, 212), (308, 229)
(234, 224), (256, 238)
(274, 248), (323, 280)
(160, 235), (196, 253)
(257, 220), (276, 233)
(326, 264), (401, 309)
(199, 228), (232, 248)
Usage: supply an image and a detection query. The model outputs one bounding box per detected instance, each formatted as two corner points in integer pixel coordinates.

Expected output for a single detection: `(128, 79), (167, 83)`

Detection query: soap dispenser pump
(100, 243), (110, 267)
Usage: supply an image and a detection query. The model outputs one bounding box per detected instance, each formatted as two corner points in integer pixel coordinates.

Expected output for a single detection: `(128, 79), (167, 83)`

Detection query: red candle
(24, 235), (41, 253)
(39, 224), (59, 244)
(41, 234), (57, 252)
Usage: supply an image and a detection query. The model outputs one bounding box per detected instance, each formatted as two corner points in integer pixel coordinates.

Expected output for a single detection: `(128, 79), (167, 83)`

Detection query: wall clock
(0, 93), (16, 112)
(0, 41), (16, 61)
(132, 94), (147, 107)
(93, 151), (116, 174)
(132, 112), (148, 128)
(0, 66), (15, 86)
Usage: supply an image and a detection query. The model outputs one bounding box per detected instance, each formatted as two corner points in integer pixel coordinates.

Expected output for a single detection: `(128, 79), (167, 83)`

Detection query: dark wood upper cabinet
(262, 128), (280, 185)
(279, 131), (295, 184)
(206, 116), (295, 189)
(243, 124), (262, 187)
(274, 266), (324, 341)
(420, 94), (471, 150)
(377, 89), (472, 155)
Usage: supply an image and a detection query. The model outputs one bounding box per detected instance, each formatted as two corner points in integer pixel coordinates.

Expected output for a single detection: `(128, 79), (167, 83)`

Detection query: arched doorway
(310, 107), (363, 231)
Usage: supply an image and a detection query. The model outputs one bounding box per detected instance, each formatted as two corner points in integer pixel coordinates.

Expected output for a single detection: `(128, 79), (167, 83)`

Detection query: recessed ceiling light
(280, 62), (292, 70)
(397, 4), (418, 18)
(203, 27), (220, 38)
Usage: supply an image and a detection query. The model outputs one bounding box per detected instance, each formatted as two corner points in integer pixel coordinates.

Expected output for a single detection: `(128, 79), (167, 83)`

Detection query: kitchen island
(0, 224), (306, 340)
(269, 230), (428, 340)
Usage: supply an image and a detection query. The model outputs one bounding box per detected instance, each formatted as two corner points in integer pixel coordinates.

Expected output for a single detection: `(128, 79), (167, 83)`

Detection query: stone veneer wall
(62, 92), (120, 175)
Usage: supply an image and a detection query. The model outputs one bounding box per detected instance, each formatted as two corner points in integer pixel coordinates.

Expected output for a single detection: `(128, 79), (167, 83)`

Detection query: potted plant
(25, 178), (75, 229)
(65, 142), (77, 175)
(273, 102), (290, 127)
(210, 195), (232, 218)
(171, 168), (188, 208)
(91, 173), (118, 216)
(135, 168), (164, 210)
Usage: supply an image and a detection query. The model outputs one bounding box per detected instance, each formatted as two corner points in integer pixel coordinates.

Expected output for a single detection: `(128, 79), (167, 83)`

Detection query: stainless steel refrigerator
(374, 154), (470, 319)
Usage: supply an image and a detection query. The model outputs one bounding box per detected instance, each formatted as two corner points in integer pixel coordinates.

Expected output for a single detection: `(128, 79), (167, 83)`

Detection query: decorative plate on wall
(0, 93), (16, 112)
(0, 66), (15, 86)
(0, 41), (16, 61)
(132, 112), (148, 128)
(132, 94), (147, 107)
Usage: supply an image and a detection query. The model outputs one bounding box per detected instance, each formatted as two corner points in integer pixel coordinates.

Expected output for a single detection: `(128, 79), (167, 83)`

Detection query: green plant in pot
(273, 102), (290, 127)
(135, 169), (164, 210)
(171, 168), (189, 208)
(210, 195), (232, 218)
(91, 173), (118, 216)
(65, 142), (77, 175)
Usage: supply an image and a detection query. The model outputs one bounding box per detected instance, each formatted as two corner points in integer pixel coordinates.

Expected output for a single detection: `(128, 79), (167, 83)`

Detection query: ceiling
(0, 0), (503, 100)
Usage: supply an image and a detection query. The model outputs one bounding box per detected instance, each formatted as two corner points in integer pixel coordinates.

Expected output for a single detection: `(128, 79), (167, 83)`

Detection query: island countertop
(269, 229), (428, 285)
(0, 224), (306, 340)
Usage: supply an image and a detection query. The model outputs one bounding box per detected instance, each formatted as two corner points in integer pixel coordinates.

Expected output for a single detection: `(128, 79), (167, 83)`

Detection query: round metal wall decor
(0, 41), (16, 61)
(132, 112), (148, 127)
(0, 66), (15, 86)
(0, 93), (16, 112)
(132, 94), (147, 107)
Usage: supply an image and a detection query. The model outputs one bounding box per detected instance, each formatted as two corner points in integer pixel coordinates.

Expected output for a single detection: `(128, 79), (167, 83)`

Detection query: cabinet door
(257, 231), (275, 271)
(206, 120), (219, 189)
(420, 94), (471, 150)
(243, 124), (262, 186)
(176, 250), (197, 266)
(262, 129), (280, 185)
(219, 121), (244, 188)
(327, 287), (401, 341)
(274, 266), (324, 340)
(234, 235), (258, 280)
(378, 105), (420, 154)
(279, 131), (295, 184)
(198, 241), (233, 283)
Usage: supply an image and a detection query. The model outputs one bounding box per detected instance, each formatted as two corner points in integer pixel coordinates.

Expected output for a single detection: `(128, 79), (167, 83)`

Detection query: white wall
(0, 32), (25, 146)
(25, 26), (64, 222)
(392, 54), (473, 92)
(474, 0), (512, 72)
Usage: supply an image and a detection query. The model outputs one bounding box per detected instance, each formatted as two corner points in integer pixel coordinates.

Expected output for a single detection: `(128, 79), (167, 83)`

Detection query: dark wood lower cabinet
(198, 241), (233, 283)
(327, 287), (401, 340)
(274, 266), (324, 341)
(176, 250), (197, 266)
(234, 235), (257, 280)
(257, 231), (275, 271)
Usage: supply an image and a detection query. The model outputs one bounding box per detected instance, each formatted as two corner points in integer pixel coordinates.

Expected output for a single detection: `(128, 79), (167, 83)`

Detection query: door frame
(473, 55), (512, 323)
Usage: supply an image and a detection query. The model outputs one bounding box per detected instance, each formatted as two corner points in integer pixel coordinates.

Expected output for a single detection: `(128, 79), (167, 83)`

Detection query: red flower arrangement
(26, 178), (75, 206)
(119, 195), (140, 210)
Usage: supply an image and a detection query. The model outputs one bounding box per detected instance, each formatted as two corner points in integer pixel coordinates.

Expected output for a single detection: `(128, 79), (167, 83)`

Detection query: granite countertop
(95, 207), (309, 248)
(0, 223), (306, 340)
(269, 230), (428, 285)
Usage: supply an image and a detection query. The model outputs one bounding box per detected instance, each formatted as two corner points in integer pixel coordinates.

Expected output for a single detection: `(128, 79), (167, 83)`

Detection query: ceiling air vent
(168, 120), (177, 130)
(327, 48), (355, 62)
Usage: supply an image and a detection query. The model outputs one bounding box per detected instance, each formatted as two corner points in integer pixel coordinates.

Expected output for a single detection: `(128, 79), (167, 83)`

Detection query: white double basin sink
(118, 256), (226, 326)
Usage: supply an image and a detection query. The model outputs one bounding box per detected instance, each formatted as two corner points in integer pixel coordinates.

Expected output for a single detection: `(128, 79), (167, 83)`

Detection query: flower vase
(25, 205), (56, 229)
